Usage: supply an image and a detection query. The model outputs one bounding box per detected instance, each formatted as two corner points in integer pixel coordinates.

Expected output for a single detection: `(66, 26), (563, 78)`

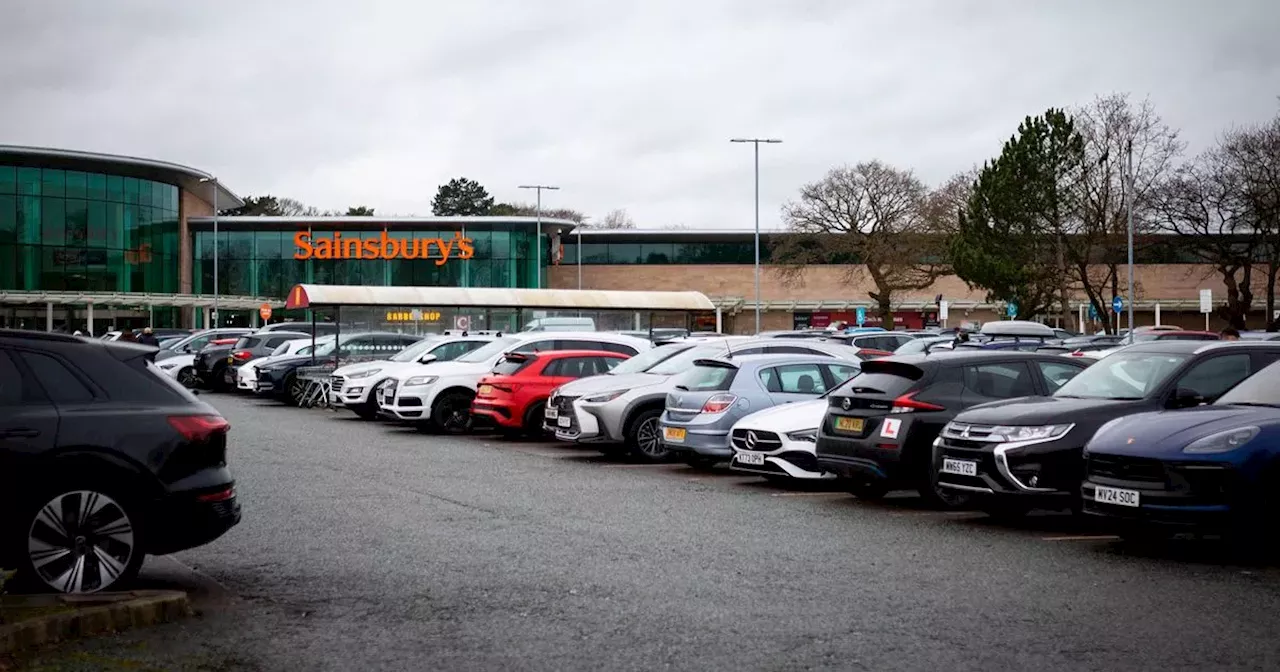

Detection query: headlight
(785, 428), (818, 443)
(404, 376), (438, 387)
(584, 390), (625, 403)
(988, 424), (1073, 443)
(347, 368), (381, 379)
(158, 361), (179, 370)
(1183, 426), (1259, 454)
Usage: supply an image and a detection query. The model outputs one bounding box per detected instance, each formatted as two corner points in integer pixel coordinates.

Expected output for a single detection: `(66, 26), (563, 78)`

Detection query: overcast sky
(3, 0), (1278, 228)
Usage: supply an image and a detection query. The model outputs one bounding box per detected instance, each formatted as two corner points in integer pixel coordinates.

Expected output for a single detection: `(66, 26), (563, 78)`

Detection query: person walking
(137, 327), (160, 347)
(1220, 328), (1240, 341)
(118, 330), (138, 343)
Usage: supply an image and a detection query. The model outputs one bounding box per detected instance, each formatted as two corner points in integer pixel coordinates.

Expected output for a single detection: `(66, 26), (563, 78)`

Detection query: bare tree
(1219, 111), (1280, 329)
(773, 161), (945, 323)
(597, 209), (637, 229)
(489, 201), (586, 223)
(277, 197), (321, 217)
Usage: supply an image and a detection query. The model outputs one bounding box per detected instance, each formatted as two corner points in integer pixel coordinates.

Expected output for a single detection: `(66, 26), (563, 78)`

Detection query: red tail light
(889, 391), (944, 414)
(490, 384), (516, 393)
(701, 393), (738, 414)
(168, 415), (230, 441)
(1070, 350), (1085, 357)
(196, 487), (235, 503)
(857, 349), (895, 360)
(232, 350), (252, 360)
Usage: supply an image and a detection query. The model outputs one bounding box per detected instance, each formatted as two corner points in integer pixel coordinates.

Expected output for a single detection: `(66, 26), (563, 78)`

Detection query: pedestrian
(137, 327), (160, 347)
(118, 330), (137, 342)
(1220, 328), (1240, 341)
(953, 328), (971, 345)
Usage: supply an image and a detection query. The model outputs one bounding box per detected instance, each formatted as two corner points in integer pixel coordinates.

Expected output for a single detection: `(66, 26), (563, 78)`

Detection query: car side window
(599, 356), (623, 372)
(430, 341), (465, 361)
(17, 351), (96, 403)
(1036, 361), (1086, 393)
(735, 346), (768, 356)
(186, 335), (211, 352)
(1173, 354), (1252, 400)
(766, 345), (827, 356)
(771, 363), (828, 394)
(0, 350), (26, 405)
(963, 362), (1036, 398)
(598, 341), (639, 355)
(824, 363), (860, 386)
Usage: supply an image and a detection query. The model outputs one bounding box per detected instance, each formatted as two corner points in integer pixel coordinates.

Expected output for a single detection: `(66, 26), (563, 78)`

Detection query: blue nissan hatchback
(1081, 359), (1280, 537)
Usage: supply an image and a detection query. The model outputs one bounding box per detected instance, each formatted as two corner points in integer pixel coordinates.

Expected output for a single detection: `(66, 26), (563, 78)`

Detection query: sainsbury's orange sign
(293, 231), (475, 266)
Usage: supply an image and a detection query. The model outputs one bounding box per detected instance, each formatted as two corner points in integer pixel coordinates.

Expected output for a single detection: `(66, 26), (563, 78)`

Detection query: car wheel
(627, 410), (669, 462)
(15, 487), (144, 594)
(177, 367), (198, 389)
(523, 402), (548, 438)
(353, 400), (380, 420)
(845, 479), (890, 500)
(286, 372), (306, 406)
(432, 391), (475, 434)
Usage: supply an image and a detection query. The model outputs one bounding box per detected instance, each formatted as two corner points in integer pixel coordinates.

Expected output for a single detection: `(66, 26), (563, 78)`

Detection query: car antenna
(725, 337), (733, 360)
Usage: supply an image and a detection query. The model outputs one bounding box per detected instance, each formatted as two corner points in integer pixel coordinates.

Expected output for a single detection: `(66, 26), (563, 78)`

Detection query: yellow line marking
(1041, 534), (1121, 542)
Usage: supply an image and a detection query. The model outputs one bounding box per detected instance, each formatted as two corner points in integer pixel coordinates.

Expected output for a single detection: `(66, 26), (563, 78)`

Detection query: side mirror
(1169, 387), (1203, 408)
(418, 353), (438, 364)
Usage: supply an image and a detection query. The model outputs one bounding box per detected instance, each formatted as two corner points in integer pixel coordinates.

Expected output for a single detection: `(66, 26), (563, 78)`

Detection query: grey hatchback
(659, 354), (860, 468)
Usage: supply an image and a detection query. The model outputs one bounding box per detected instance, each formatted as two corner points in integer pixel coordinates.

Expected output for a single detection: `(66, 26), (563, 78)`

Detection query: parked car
(330, 334), (497, 418)
(892, 335), (953, 356)
(934, 341), (1280, 518)
(825, 331), (916, 353)
(728, 399), (834, 481)
(256, 332), (421, 405)
(660, 354), (861, 469)
(258, 321), (340, 336)
(473, 350), (630, 435)
(1080, 359), (1280, 541)
(379, 332), (652, 432)
(190, 337), (245, 391)
(817, 352), (1092, 506)
(235, 338), (322, 392)
(212, 331), (312, 390)
(155, 352), (199, 387)
(522, 317), (597, 332)
(1132, 330), (1220, 342)
(546, 337), (865, 461)
(0, 330), (239, 593)
(154, 328), (253, 362)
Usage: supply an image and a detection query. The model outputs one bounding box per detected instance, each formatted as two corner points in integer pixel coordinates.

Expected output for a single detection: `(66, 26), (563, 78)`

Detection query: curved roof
(284, 284), (714, 312)
(0, 144), (243, 208)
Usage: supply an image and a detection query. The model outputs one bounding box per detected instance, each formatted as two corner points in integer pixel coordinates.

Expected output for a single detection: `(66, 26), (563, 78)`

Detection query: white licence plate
(736, 453), (765, 466)
(557, 416), (571, 428)
(545, 407), (559, 419)
(1094, 485), (1140, 507)
(941, 458), (978, 477)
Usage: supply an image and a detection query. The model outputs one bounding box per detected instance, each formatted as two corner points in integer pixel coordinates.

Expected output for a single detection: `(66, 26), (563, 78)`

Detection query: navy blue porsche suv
(0, 330), (241, 593)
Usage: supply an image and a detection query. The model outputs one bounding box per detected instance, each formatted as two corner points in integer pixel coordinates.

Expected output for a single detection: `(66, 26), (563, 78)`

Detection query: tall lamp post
(1124, 139), (1135, 342)
(518, 184), (559, 289)
(576, 221), (586, 290)
(730, 138), (782, 334)
(198, 176), (219, 327)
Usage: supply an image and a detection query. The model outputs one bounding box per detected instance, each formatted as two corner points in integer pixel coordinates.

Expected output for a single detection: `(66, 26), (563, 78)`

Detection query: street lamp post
(730, 138), (782, 334)
(519, 184), (559, 290)
(576, 222), (585, 290)
(198, 177), (219, 327)
(1125, 139), (1135, 342)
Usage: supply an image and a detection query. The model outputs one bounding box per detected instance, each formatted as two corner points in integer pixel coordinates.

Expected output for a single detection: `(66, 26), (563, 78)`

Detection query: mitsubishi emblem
(841, 397), (852, 411)
(960, 426), (972, 439)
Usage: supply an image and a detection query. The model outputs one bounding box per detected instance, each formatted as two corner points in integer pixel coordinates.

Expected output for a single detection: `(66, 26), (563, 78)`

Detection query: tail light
(232, 350), (252, 360)
(857, 349), (895, 360)
(1070, 350), (1085, 357)
(168, 415), (230, 441)
(889, 391), (944, 414)
(701, 393), (738, 414)
(490, 384), (517, 393)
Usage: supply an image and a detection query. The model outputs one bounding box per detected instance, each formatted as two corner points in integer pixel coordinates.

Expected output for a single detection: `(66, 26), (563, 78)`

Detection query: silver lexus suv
(545, 338), (864, 461)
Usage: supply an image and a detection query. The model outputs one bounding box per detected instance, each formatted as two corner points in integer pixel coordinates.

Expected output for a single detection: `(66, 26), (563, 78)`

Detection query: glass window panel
(0, 243), (15, 289)
(0, 166), (16, 194)
(41, 197), (65, 245)
(137, 206), (154, 254)
(165, 184), (178, 211)
(580, 243), (608, 263)
(18, 196), (40, 244)
(106, 203), (123, 249)
(41, 169), (64, 197)
(65, 199), (88, 247)
(122, 177), (139, 204)
(227, 231), (253, 259)
(0, 195), (15, 243)
(389, 258), (414, 285)
(86, 172), (107, 201)
(122, 205), (137, 250)
(64, 171), (87, 199)
(150, 181), (163, 208)
(561, 240), (578, 264)
(18, 168), (41, 196)
(468, 258), (491, 288)
(490, 231), (510, 259)
(640, 243), (673, 263)
(466, 230), (490, 262)
(106, 175), (123, 202)
(255, 230), (283, 259)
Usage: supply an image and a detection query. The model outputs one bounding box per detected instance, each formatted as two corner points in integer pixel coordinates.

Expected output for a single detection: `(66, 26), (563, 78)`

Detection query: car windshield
(455, 336), (520, 363)
(647, 344), (729, 375)
(1054, 351), (1188, 399)
(1216, 361), (1280, 406)
(609, 343), (692, 374)
(390, 337), (443, 362)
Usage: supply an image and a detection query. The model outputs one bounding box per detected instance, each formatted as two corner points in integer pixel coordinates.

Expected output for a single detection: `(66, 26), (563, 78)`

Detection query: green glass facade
(0, 165), (180, 292)
(191, 228), (546, 297)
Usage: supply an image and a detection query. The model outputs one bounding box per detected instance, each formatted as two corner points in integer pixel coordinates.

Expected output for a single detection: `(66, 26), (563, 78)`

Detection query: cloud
(2, 0), (1278, 229)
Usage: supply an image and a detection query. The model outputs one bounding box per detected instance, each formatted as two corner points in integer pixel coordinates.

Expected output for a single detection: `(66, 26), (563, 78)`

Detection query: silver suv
(545, 338), (864, 461)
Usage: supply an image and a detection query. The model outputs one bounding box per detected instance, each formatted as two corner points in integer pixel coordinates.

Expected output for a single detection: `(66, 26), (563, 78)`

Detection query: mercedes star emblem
(746, 431), (758, 449)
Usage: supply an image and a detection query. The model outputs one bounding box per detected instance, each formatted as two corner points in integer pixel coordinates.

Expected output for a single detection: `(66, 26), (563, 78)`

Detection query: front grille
(551, 394), (581, 431)
(1087, 453), (1166, 484)
(940, 423), (1001, 442)
(331, 375), (345, 393)
(730, 428), (784, 451)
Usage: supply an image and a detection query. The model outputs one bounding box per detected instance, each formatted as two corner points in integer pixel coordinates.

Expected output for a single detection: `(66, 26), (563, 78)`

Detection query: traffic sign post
(855, 307), (866, 327)
(259, 303), (272, 323)
(938, 300), (949, 327)
(1200, 289), (1213, 331)
(1006, 301), (1018, 319)
(1112, 296), (1124, 313)
(1088, 303), (1098, 321)
(455, 315), (471, 331)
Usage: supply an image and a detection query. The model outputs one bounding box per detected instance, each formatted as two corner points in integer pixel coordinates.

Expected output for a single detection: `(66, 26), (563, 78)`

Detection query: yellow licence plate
(835, 417), (865, 433)
(478, 384), (493, 396)
(663, 427), (687, 442)
(225, 356), (234, 364)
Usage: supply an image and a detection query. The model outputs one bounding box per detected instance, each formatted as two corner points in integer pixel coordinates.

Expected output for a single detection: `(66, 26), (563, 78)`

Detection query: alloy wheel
(177, 367), (198, 388)
(27, 490), (135, 593)
(636, 417), (668, 460)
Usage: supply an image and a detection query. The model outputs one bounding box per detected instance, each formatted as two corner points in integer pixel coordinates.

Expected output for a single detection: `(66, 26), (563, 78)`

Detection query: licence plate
(663, 427), (686, 443)
(545, 407), (559, 419)
(478, 384), (493, 396)
(941, 458), (978, 477)
(835, 417), (865, 433)
(226, 356), (234, 364)
(1093, 485), (1140, 507)
(557, 416), (571, 428)
(736, 452), (765, 466)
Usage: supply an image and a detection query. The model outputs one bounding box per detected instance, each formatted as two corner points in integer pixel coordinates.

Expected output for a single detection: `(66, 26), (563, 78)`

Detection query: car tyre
(352, 399), (380, 420)
(285, 371), (306, 406)
(176, 367), (198, 389)
(626, 409), (669, 462)
(845, 479), (890, 500)
(12, 484), (145, 594)
(523, 402), (548, 438)
(432, 390), (475, 434)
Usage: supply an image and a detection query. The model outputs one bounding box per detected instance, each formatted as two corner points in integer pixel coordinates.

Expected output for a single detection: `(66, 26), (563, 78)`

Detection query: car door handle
(0, 428), (40, 439)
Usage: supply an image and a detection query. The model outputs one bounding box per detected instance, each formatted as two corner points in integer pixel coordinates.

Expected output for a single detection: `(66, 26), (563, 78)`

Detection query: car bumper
(546, 397), (611, 442)
(146, 486), (242, 556)
(661, 424), (732, 457)
(731, 445), (834, 480)
(332, 379), (378, 408)
(377, 385), (434, 421)
(473, 398), (522, 428)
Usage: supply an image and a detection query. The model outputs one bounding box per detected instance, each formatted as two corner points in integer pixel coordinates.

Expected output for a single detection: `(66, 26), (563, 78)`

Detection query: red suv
(472, 350), (630, 435)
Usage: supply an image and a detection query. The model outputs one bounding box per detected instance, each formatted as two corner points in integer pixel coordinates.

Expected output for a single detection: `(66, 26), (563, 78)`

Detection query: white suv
(330, 334), (497, 418)
(378, 331), (651, 432)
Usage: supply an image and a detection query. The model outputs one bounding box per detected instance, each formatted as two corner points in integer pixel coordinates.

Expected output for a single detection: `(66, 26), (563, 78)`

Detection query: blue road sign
(1112, 296), (1124, 313)
(1089, 303), (1099, 321)
(1006, 301), (1018, 318)
(855, 306), (867, 326)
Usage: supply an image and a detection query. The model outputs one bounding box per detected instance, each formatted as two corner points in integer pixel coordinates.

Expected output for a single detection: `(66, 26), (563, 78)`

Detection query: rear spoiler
(502, 351), (534, 361)
(692, 358), (739, 369)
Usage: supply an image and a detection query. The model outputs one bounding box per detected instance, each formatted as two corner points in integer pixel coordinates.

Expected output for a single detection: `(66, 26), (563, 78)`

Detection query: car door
(821, 362), (862, 390)
(1166, 353), (1254, 404)
(0, 349), (60, 496)
(760, 362), (830, 405)
(1033, 359), (1090, 395)
(959, 361), (1038, 406)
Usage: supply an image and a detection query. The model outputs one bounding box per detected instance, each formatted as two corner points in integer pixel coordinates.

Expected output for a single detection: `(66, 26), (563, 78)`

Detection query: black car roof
(877, 350), (1087, 368)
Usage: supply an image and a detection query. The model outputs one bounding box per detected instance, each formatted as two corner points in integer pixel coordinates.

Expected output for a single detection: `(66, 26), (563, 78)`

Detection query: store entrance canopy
(283, 284), (715, 312)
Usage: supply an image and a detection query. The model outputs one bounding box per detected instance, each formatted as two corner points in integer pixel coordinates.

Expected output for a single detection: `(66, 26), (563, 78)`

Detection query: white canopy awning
(284, 284), (715, 312)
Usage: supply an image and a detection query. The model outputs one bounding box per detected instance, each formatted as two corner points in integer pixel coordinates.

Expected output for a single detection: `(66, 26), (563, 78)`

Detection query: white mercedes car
(329, 334), (498, 418)
(727, 399), (835, 480)
(155, 353), (198, 386)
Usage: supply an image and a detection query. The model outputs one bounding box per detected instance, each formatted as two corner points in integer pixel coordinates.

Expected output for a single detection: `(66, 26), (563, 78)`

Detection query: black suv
(817, 352), (1091, 506)
(935, 341), (1280, 517)
(0, 330), (240, 593)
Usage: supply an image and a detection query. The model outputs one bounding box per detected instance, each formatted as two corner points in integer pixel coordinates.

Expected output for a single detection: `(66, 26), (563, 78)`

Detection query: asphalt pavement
(15, 392), (1280, 671)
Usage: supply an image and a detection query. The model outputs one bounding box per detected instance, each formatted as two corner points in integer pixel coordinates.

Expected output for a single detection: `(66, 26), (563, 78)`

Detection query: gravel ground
(13, 392), (1280, 671)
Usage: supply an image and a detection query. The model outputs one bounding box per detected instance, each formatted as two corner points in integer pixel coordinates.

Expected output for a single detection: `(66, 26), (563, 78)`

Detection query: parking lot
(22, 390), (1280, 672)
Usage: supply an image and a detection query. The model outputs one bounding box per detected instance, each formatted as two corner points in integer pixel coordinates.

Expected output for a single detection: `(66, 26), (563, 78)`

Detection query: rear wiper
(674, 384), (689, 391)
(1224, 402), (1280, 408)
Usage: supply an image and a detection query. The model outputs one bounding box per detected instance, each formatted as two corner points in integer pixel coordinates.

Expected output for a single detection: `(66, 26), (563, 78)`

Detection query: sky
(3, 0), (1279, 229)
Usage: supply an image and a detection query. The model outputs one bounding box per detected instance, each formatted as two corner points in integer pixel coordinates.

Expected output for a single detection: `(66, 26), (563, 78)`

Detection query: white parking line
(770, 491), (847, 498)
(1041, 534), (1121, 542)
